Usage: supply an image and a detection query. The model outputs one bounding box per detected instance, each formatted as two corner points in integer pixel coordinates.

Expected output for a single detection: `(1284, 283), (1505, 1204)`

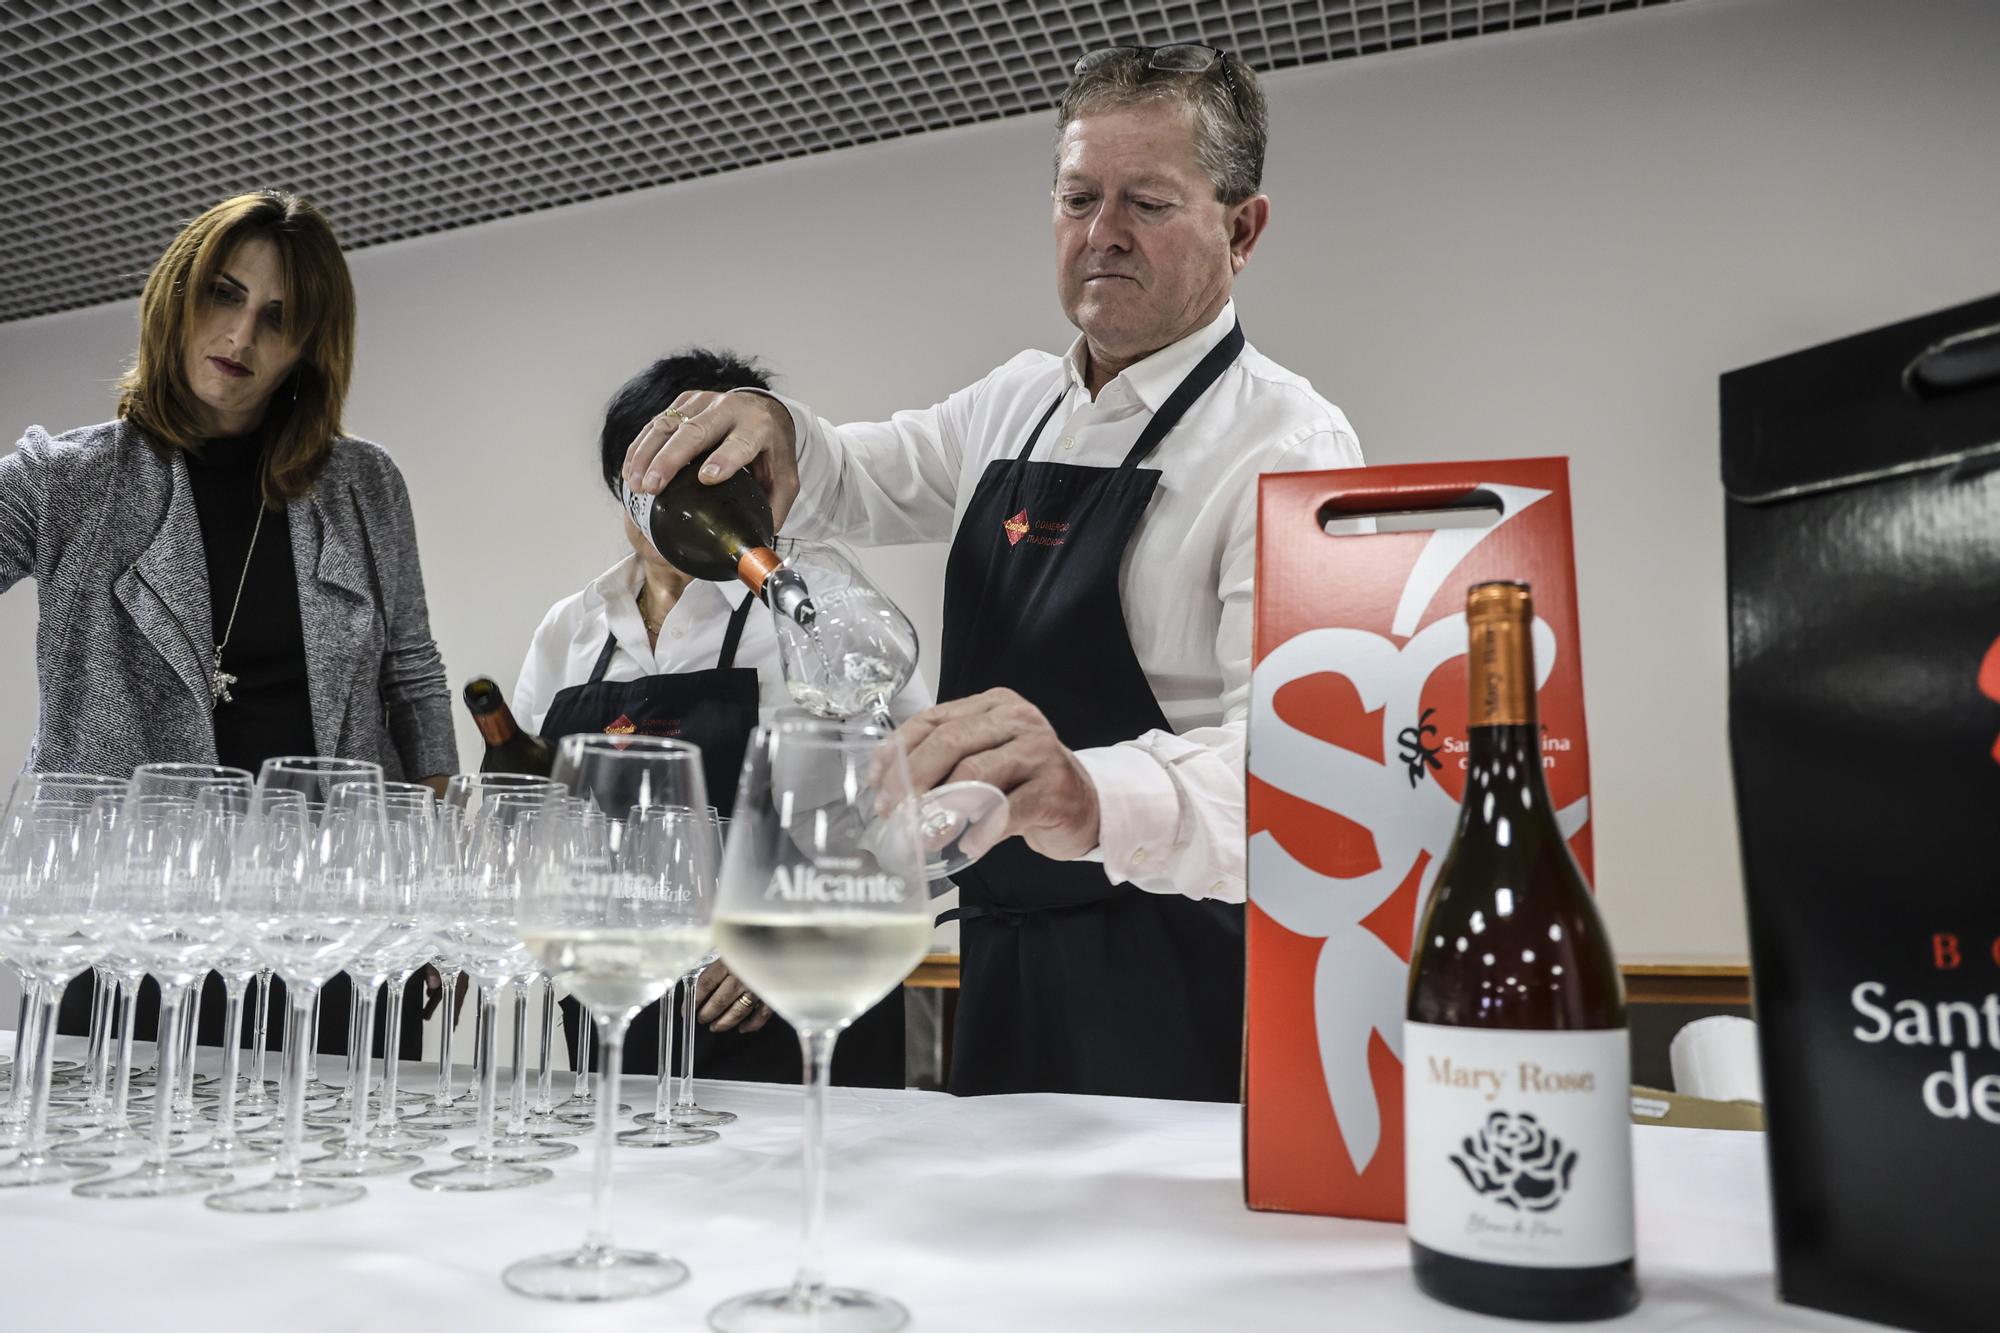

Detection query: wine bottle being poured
(621, 444), (815, 626)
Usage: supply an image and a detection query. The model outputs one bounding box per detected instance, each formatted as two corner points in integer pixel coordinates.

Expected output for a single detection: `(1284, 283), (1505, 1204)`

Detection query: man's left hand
(893, 688), (1100, 861)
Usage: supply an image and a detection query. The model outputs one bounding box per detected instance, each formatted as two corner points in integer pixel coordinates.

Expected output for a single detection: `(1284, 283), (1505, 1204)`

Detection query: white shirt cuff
(1073, 743), (1182, 888)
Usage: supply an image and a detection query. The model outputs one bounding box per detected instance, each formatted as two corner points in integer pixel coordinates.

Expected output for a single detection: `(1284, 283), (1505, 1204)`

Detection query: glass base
(239, 1122), (342, 1150)
(502, 1247), (691, 1302)
(516, 1112), (592, 1138)
(918, 780), (1009, 880)
(174, 1137), (276, 1170)
(0, 1153), (110, 1188)
(52, 1125), (170, 1159)
(458, 1135), (578, 1164)
(400, 1104), (479, 1130)
(302, 1144), (424, 1177)
(618, 1122), (720, 1150)
(51, 1103), (110, 1130)
(363, 1125), (445, 1152)
(671, 1104), (737, 1129)
(72, 1160), (230, 1200)
(206, 1174), (364, 1213)
(708, 1287), (909, 1333)
(0, 1122), (81, 1150)
(556, 1101), (630, 1124)
(410, 1159), (551, 1192)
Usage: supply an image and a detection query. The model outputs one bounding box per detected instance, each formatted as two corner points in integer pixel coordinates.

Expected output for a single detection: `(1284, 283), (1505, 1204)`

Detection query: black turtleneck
(184, 439), (318, 771)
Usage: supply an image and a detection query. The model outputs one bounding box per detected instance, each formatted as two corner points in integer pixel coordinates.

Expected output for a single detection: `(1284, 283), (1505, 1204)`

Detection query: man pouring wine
(625, 46), (1361, 1102)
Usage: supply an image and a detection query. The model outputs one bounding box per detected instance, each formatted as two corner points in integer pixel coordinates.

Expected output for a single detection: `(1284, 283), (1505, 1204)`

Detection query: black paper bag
(1723, 293), (2000, 1333)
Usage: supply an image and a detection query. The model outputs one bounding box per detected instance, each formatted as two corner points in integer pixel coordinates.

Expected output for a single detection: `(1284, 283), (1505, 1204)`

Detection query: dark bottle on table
(621, 442), (815, 626)
(463, 677), (553, 777)
(1403, 581), (1638, 1322)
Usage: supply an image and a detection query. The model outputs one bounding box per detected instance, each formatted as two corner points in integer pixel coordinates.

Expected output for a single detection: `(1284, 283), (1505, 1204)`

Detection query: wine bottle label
(1404, 1023), (1634, 1268)
(621, 483), (663, 557)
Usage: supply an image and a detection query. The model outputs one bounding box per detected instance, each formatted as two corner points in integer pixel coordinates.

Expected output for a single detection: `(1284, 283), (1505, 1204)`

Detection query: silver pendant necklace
(211, 489), (268, 709)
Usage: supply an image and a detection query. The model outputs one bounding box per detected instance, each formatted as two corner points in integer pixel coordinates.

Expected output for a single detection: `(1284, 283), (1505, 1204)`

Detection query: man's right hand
(622, 389), (802, 527)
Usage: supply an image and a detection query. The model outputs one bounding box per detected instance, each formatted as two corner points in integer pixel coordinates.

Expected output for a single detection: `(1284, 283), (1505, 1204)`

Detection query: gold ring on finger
(660, 407), (688, 426)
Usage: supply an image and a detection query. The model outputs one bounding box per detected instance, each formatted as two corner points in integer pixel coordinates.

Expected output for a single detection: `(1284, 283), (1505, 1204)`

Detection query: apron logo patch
(605, 714), (637, 735)
(1004, 509), (1070, 549)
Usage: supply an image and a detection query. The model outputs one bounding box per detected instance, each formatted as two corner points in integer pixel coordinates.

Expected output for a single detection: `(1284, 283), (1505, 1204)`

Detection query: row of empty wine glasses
(1, 718), (934, 1330)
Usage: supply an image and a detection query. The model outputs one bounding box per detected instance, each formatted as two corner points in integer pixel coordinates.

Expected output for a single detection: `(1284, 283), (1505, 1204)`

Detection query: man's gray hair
(1055, 49), (1269, 205)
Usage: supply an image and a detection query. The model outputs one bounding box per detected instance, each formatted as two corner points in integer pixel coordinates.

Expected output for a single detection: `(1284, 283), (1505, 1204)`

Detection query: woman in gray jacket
(0, 189), (456, 786)
(2, 191), (456, 1051)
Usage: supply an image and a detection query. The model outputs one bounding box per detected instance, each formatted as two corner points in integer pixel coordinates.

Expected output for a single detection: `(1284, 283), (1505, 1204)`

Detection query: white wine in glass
(708, 719), (930, 1333)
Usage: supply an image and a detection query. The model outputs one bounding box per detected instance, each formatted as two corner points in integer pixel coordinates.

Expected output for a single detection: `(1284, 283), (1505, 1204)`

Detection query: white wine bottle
(1404, 581), (1638, 1321)
(620, 443), (814, 625)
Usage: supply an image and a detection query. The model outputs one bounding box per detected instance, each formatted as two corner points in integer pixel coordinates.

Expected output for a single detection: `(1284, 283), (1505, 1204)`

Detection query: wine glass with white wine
(708, 717), (933, 1333)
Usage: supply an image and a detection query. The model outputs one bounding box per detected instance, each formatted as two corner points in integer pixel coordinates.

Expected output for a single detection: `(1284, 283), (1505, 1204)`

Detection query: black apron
(541, 589), (904, 1086)
(939, 322), (1248, 1103)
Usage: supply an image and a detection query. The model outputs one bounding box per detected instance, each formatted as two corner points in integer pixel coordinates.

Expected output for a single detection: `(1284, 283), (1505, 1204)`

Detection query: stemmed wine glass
(412, 789), (556, 1192)
(206, 758), (388, 1213)
(0, 775), (122, 1186)
(768, 536), (1009, 878)
(629, 811), (732, 1143)
(77, 765), (253, 1200)
(302, 783), (435, 1178)
(708, 719), (934, 1332)
(404, 804), (478, 1131)
(173, 786), (281, 1171)
(505, 736), (719, 1299)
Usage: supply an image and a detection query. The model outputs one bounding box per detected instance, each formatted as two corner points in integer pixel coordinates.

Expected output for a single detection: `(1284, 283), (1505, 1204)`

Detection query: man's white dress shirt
(512, 555), (933, 735)
(771, 301), (1362, 903)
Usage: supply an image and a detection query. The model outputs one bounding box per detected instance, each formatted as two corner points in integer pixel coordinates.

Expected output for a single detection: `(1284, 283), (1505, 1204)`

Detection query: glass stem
(506, 982), (530, 1135)
(308, 989), (321, 1089)
(435, 967), (460, 1106)
(342, 983), (359, 1093)
(147, 986), (186, 1168)
(535, 978), (556, 1112)
(105, 979), (138, 1129)
(177, 979), (202, 1116)
(275, 987), (315, 1183)
(675, 967), (701, 1112)
(250, 970), (271, 1092)
(575, 1013), (594, 1100)
(652, 982), (673, 1120)
(586, 1012), (633, 1256)
(85, 968), (114, 1108)
(473, 983), (501, 1155)
(25, 982), (65, 1157)
(10, 980), (45, 1120)
(213, 977), (246, 1146)
(348, 980), (381, 1146)
(789, 1027), (838, 1306)
(380, 974), (408, 1131)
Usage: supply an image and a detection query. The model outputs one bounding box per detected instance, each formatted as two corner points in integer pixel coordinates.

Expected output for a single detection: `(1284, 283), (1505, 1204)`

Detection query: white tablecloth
(0, 1037), (1881, 1331)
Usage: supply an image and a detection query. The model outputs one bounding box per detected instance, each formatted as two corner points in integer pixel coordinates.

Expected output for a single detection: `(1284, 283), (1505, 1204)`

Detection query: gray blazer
(0, 419), (458, 781)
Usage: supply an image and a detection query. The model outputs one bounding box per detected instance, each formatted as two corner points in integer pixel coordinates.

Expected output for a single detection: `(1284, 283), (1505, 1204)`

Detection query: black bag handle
(1903, 321), (2000, 399)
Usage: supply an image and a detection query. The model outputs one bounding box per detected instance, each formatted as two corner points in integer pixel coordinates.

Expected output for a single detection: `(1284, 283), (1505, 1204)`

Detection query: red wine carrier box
(1245, 457), (1595, 1220)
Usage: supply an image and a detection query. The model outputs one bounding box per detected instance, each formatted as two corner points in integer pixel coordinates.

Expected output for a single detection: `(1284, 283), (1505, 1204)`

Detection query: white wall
(5, 0), (1998, 966)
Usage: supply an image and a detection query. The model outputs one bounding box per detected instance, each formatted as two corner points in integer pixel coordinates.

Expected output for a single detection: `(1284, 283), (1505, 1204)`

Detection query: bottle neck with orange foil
(471, 707), (519, 748)
(1462, 601), (1554, 821)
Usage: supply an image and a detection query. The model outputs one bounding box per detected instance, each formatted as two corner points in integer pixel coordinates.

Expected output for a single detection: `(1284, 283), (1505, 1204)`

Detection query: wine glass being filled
(501, 347), (933, 1094)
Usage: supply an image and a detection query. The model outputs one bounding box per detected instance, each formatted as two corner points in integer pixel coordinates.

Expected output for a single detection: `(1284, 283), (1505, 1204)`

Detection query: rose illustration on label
(1450, 1110), (1577, 1212)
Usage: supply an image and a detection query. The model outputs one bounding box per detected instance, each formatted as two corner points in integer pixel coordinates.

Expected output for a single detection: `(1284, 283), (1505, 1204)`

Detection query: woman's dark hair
(599, 348), (772, 499)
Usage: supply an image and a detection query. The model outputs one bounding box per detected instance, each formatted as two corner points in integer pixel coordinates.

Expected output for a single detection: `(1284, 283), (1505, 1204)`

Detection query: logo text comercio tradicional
(764, 864), (909, 904)
(1004, 509), (1069, 548)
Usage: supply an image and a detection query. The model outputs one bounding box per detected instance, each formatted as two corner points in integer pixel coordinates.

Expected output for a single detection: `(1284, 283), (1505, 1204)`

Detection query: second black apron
(939, 322), (1248, 1103)
(541, 588), (903, 1086)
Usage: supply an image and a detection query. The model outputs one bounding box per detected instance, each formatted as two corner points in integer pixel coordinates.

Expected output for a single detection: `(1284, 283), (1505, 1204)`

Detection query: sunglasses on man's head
(1072, 43), (1246, 120)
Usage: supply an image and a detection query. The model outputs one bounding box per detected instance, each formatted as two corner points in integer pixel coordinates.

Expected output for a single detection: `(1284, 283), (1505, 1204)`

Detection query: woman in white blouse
(513, 348), (928, 1087)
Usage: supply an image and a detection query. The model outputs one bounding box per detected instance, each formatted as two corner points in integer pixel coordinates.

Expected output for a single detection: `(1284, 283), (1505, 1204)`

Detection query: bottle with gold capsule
(1404, 580), (1638, 1321)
